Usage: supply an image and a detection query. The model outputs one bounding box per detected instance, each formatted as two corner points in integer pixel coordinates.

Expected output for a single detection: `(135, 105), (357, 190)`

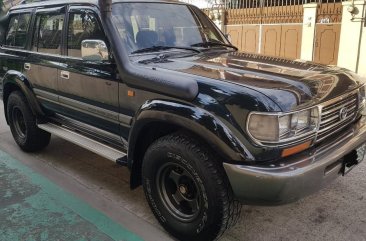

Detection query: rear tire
(142, 132), (241, 241)
(7, 91), (51, 152)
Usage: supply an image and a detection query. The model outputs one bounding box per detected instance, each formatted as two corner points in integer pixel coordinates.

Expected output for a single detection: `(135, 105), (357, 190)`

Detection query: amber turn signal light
(128, 90), (135, 97)
(281, 141), (311, 158)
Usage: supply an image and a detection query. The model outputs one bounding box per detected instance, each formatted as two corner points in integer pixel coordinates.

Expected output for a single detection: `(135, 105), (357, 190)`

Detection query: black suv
(1, 0), (366, 240)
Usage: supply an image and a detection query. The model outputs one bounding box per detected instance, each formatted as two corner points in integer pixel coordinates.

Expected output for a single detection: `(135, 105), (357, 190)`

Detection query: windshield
(111, 3), (230, 55)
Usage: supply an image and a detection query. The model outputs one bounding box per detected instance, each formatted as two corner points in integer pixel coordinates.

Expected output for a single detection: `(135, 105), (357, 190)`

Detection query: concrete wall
(301, 3), (318, 61)
(180, 0), (213, 9)
(357, 6), (366, 77)
(338, 1), (365, 74)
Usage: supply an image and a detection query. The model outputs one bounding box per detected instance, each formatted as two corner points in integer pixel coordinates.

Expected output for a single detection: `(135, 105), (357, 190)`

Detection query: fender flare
(2, 70), (44, 122)
(128, 100), (254, 171)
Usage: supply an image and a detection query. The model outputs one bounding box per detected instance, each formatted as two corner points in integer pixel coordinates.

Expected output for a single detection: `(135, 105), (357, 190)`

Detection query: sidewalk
(0, 150), (142, 241)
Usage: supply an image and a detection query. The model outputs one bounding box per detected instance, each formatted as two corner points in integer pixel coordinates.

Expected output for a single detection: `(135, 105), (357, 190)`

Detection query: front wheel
(142, 132), (241, 241)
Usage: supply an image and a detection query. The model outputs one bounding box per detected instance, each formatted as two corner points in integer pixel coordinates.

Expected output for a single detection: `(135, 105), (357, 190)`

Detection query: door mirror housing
(81, 39), (109, 62)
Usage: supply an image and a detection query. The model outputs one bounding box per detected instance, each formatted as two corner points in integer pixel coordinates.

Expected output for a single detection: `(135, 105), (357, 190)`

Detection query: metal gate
(224, 0), (305, 59)
(314, 1), (343, 65)
(223, 0), (344, 62)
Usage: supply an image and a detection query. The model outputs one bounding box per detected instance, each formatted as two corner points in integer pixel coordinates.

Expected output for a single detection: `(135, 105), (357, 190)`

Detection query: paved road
(0, 100), (366, 241)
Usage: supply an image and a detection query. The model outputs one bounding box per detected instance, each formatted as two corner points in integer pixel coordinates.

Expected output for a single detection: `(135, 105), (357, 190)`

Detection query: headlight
(247, 108), (319, 145)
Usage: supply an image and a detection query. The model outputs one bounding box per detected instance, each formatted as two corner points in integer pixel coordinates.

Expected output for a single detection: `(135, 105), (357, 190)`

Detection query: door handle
(60, 71), (70, 80)
(24, 63), (31, 70)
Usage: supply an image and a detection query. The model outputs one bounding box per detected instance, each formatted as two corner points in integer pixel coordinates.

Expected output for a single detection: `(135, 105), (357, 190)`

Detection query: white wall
(301, 3), (318, 61)
(180, 0), (213, 9)
(338, 1), (365, 73)
(357, 8), (366, 77)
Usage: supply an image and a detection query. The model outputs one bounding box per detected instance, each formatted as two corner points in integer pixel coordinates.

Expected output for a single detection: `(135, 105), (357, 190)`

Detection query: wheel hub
(179, 185), (188, 195)
(157, 162), (201, 222)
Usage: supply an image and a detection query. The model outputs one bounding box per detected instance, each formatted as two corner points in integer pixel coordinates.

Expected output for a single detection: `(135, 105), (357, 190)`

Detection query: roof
(10, 0), (186, 11)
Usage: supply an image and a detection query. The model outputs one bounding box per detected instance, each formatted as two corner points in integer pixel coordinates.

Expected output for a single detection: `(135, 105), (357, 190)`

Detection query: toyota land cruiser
(1, 1), (366, 240)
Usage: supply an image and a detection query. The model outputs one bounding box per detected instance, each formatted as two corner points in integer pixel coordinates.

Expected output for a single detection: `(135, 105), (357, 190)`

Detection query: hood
(137, 51), (365, 112)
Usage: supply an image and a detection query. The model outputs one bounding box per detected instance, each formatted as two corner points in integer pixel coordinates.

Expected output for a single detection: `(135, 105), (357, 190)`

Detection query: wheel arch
(128, 100), (253, 189)
(2, 70), (44, 123)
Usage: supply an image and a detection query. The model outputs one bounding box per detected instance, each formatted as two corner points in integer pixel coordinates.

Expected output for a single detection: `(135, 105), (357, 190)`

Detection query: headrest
(136, 30), (158, 48)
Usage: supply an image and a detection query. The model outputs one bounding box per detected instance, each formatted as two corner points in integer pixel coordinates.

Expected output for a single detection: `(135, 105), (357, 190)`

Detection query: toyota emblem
(339, 107), (348, 120)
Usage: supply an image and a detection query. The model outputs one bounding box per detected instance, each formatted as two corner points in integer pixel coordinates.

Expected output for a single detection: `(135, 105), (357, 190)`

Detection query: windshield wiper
(191, 41), (238, 51)
(131, 45), (201, 54)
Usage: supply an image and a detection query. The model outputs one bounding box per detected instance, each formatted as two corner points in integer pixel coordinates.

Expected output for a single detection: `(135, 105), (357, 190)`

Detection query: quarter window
(67, 11), (105, 58)
(32, 13), (64, 55)
(5, 13), (31, 48)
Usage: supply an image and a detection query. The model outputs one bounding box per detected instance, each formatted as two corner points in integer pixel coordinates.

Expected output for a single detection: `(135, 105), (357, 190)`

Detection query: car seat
(136, 30), (158, 49)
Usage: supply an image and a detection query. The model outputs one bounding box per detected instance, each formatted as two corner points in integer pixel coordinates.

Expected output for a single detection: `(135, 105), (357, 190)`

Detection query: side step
(38, 123), (127, 164)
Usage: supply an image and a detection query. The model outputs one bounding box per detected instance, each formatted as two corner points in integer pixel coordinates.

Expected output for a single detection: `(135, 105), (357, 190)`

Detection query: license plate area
(342, 143), (366, 176)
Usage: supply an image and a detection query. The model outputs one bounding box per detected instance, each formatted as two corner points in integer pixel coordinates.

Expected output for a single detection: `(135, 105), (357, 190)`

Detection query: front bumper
(224, 117), (366, 205)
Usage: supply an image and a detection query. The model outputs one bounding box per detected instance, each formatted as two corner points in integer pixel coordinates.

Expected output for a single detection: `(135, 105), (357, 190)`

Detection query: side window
(67, 11), (105, 58)
(5, 13), (31, 48)
(32, 13), (64, 55)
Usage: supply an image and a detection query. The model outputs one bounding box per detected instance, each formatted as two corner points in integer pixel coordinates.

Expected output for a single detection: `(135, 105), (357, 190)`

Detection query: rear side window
(5, 13), (31, 48)
(32, 13), (64, 55)
(67, 11), (105, 58)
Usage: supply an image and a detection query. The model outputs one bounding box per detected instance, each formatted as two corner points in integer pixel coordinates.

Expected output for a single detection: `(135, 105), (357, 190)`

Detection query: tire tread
(144, 132), (241, 240)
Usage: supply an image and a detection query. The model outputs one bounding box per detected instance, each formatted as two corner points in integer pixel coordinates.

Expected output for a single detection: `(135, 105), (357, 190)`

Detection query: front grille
(317, 93), (358, 142)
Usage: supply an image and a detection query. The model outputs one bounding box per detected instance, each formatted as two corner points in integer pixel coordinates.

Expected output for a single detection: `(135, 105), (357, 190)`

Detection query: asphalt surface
(0, 100), (366, 241)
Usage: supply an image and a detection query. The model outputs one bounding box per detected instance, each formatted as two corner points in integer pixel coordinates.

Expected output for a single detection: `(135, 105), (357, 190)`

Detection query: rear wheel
(142, 132), (241, 241)
(7, 91), (51, 152)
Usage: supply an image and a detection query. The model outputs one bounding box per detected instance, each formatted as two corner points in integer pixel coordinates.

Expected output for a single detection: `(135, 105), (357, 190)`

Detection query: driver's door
(57, 6), (120, 135)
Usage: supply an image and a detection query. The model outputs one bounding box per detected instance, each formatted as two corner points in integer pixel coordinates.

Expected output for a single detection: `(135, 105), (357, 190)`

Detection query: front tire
(7, 91), (51, 152)
(142, 132), (241, 241)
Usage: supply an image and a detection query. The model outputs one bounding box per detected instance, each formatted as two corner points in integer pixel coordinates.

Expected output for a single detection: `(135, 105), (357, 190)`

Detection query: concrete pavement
(0, 100), (366, 241)
(0, 150), (142, 241)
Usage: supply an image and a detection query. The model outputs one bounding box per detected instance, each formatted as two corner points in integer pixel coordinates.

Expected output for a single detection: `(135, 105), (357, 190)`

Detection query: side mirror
(81, 39), (109, 62)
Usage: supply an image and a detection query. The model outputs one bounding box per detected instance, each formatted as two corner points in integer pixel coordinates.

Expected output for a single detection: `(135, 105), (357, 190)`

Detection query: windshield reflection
(112, 3), (229, 55)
